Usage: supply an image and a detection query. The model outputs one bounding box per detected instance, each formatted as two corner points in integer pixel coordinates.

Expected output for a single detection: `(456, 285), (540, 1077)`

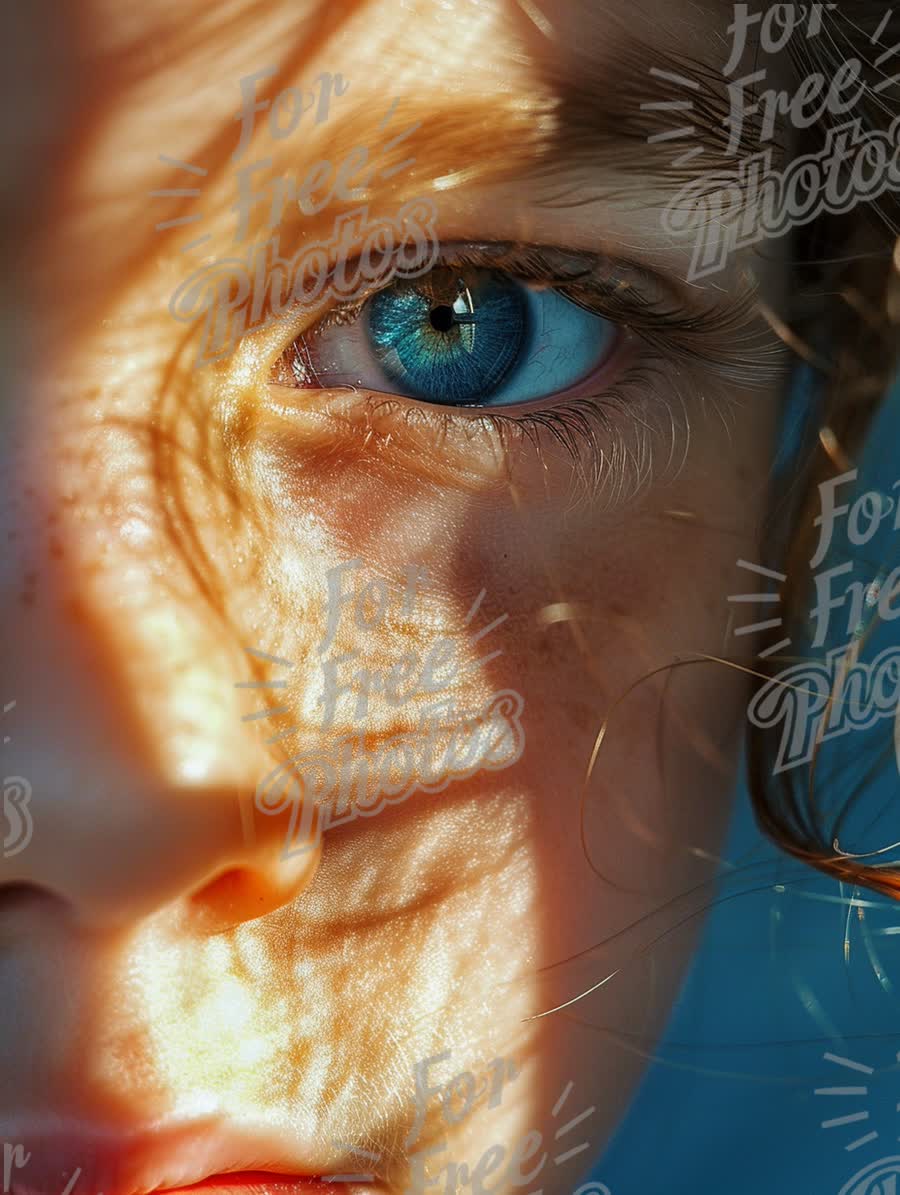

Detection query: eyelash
(267, 241), (778, 487)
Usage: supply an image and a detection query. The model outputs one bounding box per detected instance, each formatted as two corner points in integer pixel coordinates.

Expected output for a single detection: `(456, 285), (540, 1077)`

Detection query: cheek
(227, 361), (776, 918)
(437, 390), (778, 1158)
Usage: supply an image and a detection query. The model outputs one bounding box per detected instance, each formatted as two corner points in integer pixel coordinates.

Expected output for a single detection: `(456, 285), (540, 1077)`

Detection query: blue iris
(366, 273), (530, 406)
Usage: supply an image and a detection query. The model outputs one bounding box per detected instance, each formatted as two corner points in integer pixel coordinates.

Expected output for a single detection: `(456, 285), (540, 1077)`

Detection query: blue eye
(293, 266), (619, 408)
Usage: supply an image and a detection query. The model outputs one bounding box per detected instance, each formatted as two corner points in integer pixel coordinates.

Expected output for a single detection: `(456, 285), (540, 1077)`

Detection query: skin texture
(0, 1), (788, 1193)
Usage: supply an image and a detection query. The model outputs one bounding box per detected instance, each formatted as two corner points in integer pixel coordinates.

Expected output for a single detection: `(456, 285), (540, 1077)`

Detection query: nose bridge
(0, 406), (290, 929)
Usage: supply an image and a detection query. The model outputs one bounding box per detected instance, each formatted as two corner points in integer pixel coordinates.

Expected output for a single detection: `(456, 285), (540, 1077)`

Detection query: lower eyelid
(260, 384), (520, 493)
(261, 367), (689, 519)
(263, 329), (660, 489)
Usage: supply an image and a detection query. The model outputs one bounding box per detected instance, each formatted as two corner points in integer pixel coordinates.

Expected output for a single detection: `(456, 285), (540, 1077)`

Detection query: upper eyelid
(291, 238), (730, 344)
(287, 240), (664, 321)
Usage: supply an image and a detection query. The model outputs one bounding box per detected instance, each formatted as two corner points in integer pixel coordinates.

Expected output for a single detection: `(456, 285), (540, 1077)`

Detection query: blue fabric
(590, 373), (900, 1194)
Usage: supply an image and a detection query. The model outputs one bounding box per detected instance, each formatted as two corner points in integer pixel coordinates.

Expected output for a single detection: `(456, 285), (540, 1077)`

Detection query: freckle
(65, 596), (89, 626)
(49, 539), (63, 559)
(21, 575), (37, 600)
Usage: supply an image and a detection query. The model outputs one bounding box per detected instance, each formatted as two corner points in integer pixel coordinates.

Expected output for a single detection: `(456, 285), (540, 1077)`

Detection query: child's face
(0, 1), (785, 1191)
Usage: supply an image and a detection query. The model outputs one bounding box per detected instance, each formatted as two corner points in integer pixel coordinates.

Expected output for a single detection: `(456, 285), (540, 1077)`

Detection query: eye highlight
(285, 261), (619, 409)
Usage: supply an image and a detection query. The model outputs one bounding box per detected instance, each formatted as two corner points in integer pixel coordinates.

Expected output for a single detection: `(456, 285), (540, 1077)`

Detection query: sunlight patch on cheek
(119, 794), (541, 1140)
(133, 931), (310, 1114)
(145, 618), (237, 781)
(119, 515), (155, 548)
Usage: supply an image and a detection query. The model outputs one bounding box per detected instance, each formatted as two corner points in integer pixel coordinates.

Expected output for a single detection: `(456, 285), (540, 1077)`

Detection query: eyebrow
(339, 7), (767, 206)
(154, 0), (767, 262)
(505, 4), (773, 191)
(258, 38), (761, 231)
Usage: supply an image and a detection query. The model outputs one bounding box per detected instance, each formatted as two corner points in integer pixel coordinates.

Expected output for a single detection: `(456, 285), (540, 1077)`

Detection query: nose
(0, 457), (320, 939)
(0, 50), (325, 938)
(0, 612), (322, 932)
(0, 767), (322, 934)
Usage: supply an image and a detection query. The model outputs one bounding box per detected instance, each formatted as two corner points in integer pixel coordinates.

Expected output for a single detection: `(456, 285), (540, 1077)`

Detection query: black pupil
(429, 304), (455, 333)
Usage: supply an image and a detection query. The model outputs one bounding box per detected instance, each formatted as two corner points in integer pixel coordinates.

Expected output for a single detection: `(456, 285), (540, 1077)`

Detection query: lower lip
(158, 1177), (379, 1195)
(12, 1176), (379, 1195)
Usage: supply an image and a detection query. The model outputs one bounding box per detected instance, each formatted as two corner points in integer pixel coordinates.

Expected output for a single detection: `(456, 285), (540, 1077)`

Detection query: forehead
(72, 0), (733, 115)
(26, 0), (749, 339)
(69, 0), (738, 218)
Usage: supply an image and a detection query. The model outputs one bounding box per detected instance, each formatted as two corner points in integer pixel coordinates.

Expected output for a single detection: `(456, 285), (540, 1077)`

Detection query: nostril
(192, 866), (264, 911)
(0, 882), (66, 921)
(188, 838), (322, 934)
(189, 866), (269, 932)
